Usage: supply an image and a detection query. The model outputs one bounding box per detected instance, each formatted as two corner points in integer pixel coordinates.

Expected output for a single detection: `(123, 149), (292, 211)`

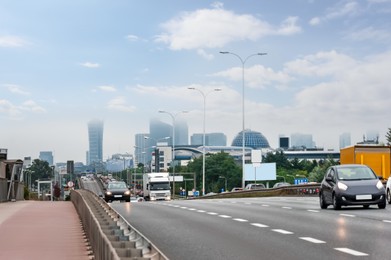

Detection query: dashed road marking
(233, 218), (248, 222)
(219, 215), (232, 218)
(187, 208), (196, 211)
(334, 248), (368, 256)
(262, 204), (270, 207)
(197, 210), (206, 213)
(382, 220), (391, 223)
(180, 207), (188, 209)
(299, 237), (326, 244)
(207, 212), (218, 215)
(250, 223), (269, 228)
(307, 209), (319, 213)
(282, 206), (292, 209)
(340, 214), (355, 218)
(272, 229), (293, 235)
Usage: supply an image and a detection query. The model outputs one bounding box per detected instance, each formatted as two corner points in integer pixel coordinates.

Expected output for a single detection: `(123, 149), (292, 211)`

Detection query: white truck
(143, 172), (171, 201)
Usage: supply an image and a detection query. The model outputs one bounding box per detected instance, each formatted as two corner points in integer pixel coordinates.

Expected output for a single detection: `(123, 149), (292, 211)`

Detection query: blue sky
(1, 0), (391, 163)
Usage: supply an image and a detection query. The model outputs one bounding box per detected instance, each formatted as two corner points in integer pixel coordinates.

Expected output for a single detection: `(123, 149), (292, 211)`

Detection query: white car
(386, 178), (391, 204)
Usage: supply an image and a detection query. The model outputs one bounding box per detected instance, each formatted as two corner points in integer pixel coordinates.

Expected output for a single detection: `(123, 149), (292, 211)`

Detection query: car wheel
(332, 194), (341, 210)
(379, 199), (386, 209)
(319, 193), (328, 209)
(387, 190), (391, 204)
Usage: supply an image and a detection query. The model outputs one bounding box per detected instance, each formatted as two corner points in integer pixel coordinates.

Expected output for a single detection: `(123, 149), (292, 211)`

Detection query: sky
(1, 0), (391, 164)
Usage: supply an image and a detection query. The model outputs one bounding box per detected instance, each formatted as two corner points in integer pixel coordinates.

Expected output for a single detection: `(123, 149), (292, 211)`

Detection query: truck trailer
(340, 145), (391, 180)
(143, 172), (171, 201)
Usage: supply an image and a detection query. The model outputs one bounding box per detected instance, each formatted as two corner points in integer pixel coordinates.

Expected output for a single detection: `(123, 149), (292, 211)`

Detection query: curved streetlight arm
(219, 51), (267, 189)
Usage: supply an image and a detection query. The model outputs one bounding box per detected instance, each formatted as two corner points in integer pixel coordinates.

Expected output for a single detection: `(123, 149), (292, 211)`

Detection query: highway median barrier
(71, 189), (168, 260)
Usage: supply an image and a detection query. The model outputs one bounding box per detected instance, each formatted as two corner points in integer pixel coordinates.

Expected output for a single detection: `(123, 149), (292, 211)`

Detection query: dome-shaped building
(231, 129), (270, 149)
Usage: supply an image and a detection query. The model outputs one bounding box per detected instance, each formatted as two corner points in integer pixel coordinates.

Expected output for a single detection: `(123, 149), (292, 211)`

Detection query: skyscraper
(39, 151), (53, 165)
(339, 133), (351, 149)
(88, 119), (103, 165)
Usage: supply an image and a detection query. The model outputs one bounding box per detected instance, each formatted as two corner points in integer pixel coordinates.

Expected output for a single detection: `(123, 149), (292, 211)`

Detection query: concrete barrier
(71, 189), (168, 260)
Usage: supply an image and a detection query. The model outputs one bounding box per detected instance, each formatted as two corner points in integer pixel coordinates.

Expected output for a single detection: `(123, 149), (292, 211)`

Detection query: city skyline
(1, 1), (391, 162)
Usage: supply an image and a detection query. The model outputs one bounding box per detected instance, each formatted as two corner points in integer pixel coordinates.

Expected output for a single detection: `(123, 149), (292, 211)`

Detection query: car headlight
(106, 191), (112, 195)
(124, 190), (130, 195)
(376, 180), (384, 190)
(337, 182), (348, 191)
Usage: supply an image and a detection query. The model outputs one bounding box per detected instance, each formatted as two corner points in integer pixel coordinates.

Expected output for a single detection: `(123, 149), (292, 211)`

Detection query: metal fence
(71, 189), (168, 260)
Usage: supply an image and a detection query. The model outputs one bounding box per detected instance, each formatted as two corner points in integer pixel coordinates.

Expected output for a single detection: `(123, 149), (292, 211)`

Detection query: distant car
(386, 178), (391, 204)
(231, 187), (243, 192)
(319, 164), (386, 210)
(104, 181), (131, 202)
(245, 183), (266, 190)
(273, 182), (291, 188)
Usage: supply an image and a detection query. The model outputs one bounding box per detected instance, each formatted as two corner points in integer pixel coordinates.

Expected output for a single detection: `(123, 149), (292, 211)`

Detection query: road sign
(67, 181), (74, 188)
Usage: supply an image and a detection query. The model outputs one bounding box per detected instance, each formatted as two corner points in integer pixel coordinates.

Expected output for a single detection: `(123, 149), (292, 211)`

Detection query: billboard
(244, 162), (276, 181)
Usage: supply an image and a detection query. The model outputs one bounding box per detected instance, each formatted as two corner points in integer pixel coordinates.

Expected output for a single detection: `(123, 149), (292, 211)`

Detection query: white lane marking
(251, 223), (269, 228)
(340, 214), (355, 218)
(173, 205), (180, 208)
(219, 215), (232, 218)
(383, 220), (391, 223)
(245, 202), (252, 205)
(233, 218), (248, 222)
(180, 207), (188, 209)
(187, 208), (196, 211)
(334, 248), (368, 256)
(197, 210), (206, 213)
(307, 209), (320, 213)
(207, 212), (218, 215)
(272, 229), (294, 235)
(282, 206), (292, 209)
(262, 204), (270, 207)
(299, 237), (326, 244)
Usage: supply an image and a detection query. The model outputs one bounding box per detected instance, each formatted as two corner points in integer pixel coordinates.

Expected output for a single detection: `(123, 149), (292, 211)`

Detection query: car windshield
(150, 182), (170, 190)
(336, 167), (377, 180)
(108, 182), (127, 189)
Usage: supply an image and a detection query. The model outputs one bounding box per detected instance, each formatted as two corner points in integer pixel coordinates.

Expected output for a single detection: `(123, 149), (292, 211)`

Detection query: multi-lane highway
(111, 197), (391, 260)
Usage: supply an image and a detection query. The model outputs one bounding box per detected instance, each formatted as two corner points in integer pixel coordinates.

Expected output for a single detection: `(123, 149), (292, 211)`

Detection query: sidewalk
(0, 200), (92, 260)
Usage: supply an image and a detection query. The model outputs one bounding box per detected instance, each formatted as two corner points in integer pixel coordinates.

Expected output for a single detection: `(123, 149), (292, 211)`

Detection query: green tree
(308, 158), (339, 183)
(186, 152), (241, 193)
(28, 159), (53, 184)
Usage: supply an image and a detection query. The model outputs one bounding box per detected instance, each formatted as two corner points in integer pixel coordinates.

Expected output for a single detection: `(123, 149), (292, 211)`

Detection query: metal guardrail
(199, 183), (321, 199)
(71, 189), (168, 260)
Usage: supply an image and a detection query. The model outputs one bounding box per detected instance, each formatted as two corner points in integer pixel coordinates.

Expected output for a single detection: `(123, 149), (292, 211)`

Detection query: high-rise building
(290, 133), (314, 149)
(191, 133), (227, 146)
(339, 133), (351, 149)
(39, 151), (53, 165)
(134, 133), (150, 167)
(88, 119), (104, 165)
(279, 136), (289, 150)
(149, 118), (189, 146)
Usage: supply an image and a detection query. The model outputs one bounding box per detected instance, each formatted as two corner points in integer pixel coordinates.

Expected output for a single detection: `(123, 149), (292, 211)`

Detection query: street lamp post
(188, 87), (221, 196)
(220, 51), (267, 189)
(159, 110), (188, 199)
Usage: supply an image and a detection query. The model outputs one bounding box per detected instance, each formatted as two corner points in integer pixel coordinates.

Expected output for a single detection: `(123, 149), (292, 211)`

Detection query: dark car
(104, 181), (131, 202)
(319, 164), (386, 210)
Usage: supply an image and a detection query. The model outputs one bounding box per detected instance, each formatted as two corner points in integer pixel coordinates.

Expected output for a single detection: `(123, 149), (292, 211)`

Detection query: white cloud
(156, 7), (301, 50)
(97, 85), (117, 92)
(126, 34), (140, 42)
(0, 35), (28, 48)
(21, 100), (46, 113)
(309, 1), (360, 25)
(213, 64), (292, 89)
(80, 62), (100, 68)
(197, 49), (214, 60)
(4, 84), (30, 95)
(107, 97), (136, 112)
(345, 26), (391, 42)
(284, 50), (358, 78)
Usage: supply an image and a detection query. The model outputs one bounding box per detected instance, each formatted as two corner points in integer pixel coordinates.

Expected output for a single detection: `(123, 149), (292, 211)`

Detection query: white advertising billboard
(244, 162), (276, 181)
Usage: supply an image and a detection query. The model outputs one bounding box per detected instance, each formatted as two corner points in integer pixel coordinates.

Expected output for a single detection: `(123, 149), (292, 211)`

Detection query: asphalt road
(111, 197), (391, 260)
